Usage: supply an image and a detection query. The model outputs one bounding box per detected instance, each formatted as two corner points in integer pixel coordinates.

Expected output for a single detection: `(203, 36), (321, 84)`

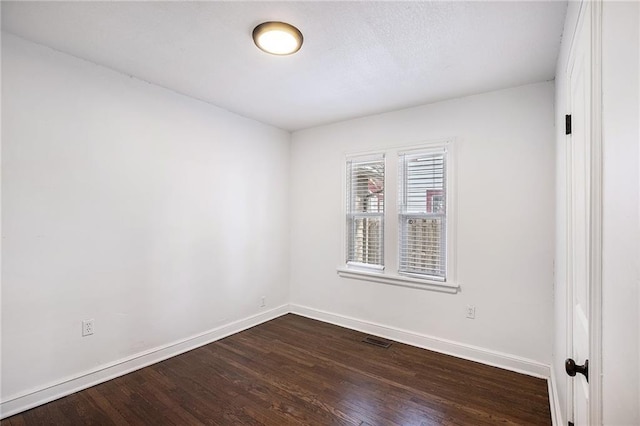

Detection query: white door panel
(567, 1), (591, 424)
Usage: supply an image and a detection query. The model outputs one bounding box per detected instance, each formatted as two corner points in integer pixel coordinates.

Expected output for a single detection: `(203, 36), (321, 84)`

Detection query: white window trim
(338, 139), (459, 293)
(345, 262), (385, 272)
(336, 267), (458, 294)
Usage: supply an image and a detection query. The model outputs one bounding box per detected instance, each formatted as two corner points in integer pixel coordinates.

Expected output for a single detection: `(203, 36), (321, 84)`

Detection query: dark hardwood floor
(2, 314), (551, 425)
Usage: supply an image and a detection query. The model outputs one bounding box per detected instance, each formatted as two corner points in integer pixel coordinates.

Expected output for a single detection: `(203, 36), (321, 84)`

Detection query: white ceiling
(1, 1), (567, 131)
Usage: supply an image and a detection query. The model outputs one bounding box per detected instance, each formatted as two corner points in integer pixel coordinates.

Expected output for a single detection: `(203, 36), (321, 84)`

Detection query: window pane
(399, 150), (447, 280)
(405, 154), (445, 214)
(399, 216), (446, 278)
(349, 161), (384, 214)
(347, 216), (383, 265)
(346, 156), (384, 267)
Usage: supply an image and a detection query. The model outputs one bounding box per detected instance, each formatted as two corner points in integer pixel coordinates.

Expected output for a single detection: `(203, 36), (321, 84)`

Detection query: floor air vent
(362, 336), (392, 348)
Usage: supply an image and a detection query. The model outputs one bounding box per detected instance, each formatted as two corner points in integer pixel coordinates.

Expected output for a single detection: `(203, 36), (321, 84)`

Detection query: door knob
(565, 358), (588, 382)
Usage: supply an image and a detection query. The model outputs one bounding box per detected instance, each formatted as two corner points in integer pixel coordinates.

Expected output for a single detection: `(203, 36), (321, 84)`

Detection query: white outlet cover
(82, 319), (94, 336)
(466, 306), (476, 319)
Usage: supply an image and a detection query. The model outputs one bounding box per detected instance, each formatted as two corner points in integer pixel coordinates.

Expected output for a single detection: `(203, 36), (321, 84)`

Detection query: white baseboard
(3, 303), (554, 419)
(548, 365), (565, 426)
(290, 304), (550, 379)
(0, 304), (289, 419)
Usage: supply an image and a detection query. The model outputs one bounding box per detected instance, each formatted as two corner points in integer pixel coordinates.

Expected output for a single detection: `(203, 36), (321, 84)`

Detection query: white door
(566, 2), (592, 424)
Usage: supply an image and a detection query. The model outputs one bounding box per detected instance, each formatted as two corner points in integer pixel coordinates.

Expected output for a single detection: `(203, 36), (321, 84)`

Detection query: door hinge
(565, 114), (572, 135)
(569, 422), (574, 426)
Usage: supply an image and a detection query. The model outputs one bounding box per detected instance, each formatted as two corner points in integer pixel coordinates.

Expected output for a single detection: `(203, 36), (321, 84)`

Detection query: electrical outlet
(260, 296), (266, 308)
(466, 305), (476, 319)
(82, 319), (94, 336)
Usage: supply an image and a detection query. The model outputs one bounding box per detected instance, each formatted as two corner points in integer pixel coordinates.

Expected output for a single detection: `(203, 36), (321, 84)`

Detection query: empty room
(1, 1), (639, 425)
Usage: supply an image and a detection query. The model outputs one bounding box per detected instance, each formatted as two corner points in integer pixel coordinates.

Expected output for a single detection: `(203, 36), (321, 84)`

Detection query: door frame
(565, 0), (603, 424)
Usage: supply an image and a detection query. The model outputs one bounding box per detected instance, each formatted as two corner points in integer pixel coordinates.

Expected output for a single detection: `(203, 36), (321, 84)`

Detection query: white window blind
(398, 150), (447, 280)
(346, 155), (385, 268)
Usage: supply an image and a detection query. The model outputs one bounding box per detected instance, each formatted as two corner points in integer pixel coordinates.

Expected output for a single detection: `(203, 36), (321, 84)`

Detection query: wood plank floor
(2, 314), (551, 425)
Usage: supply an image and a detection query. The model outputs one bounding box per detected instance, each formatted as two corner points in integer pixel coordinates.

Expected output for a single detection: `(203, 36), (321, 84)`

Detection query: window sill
(336, 267), (460, 294)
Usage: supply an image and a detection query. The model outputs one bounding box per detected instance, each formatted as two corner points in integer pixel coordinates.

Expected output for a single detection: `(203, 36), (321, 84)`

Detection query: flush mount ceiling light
(253, 21), (303, 56)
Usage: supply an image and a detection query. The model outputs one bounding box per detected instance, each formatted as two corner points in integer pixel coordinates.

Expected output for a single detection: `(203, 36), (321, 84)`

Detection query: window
(345, 155), (385, 269)
(399, 150), (447, 281)
(339, 142), (456, 292)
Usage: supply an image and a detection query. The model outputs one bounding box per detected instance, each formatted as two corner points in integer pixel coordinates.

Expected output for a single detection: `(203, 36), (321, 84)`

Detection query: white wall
(601, 2), (640, 424)
(554, 1), (640, 424)
(290, 82), (555, 367)
(1, 34), (291, 403)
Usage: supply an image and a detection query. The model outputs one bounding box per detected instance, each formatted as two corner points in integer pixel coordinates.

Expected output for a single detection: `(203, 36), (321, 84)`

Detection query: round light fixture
(253, 21), (303, 56)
